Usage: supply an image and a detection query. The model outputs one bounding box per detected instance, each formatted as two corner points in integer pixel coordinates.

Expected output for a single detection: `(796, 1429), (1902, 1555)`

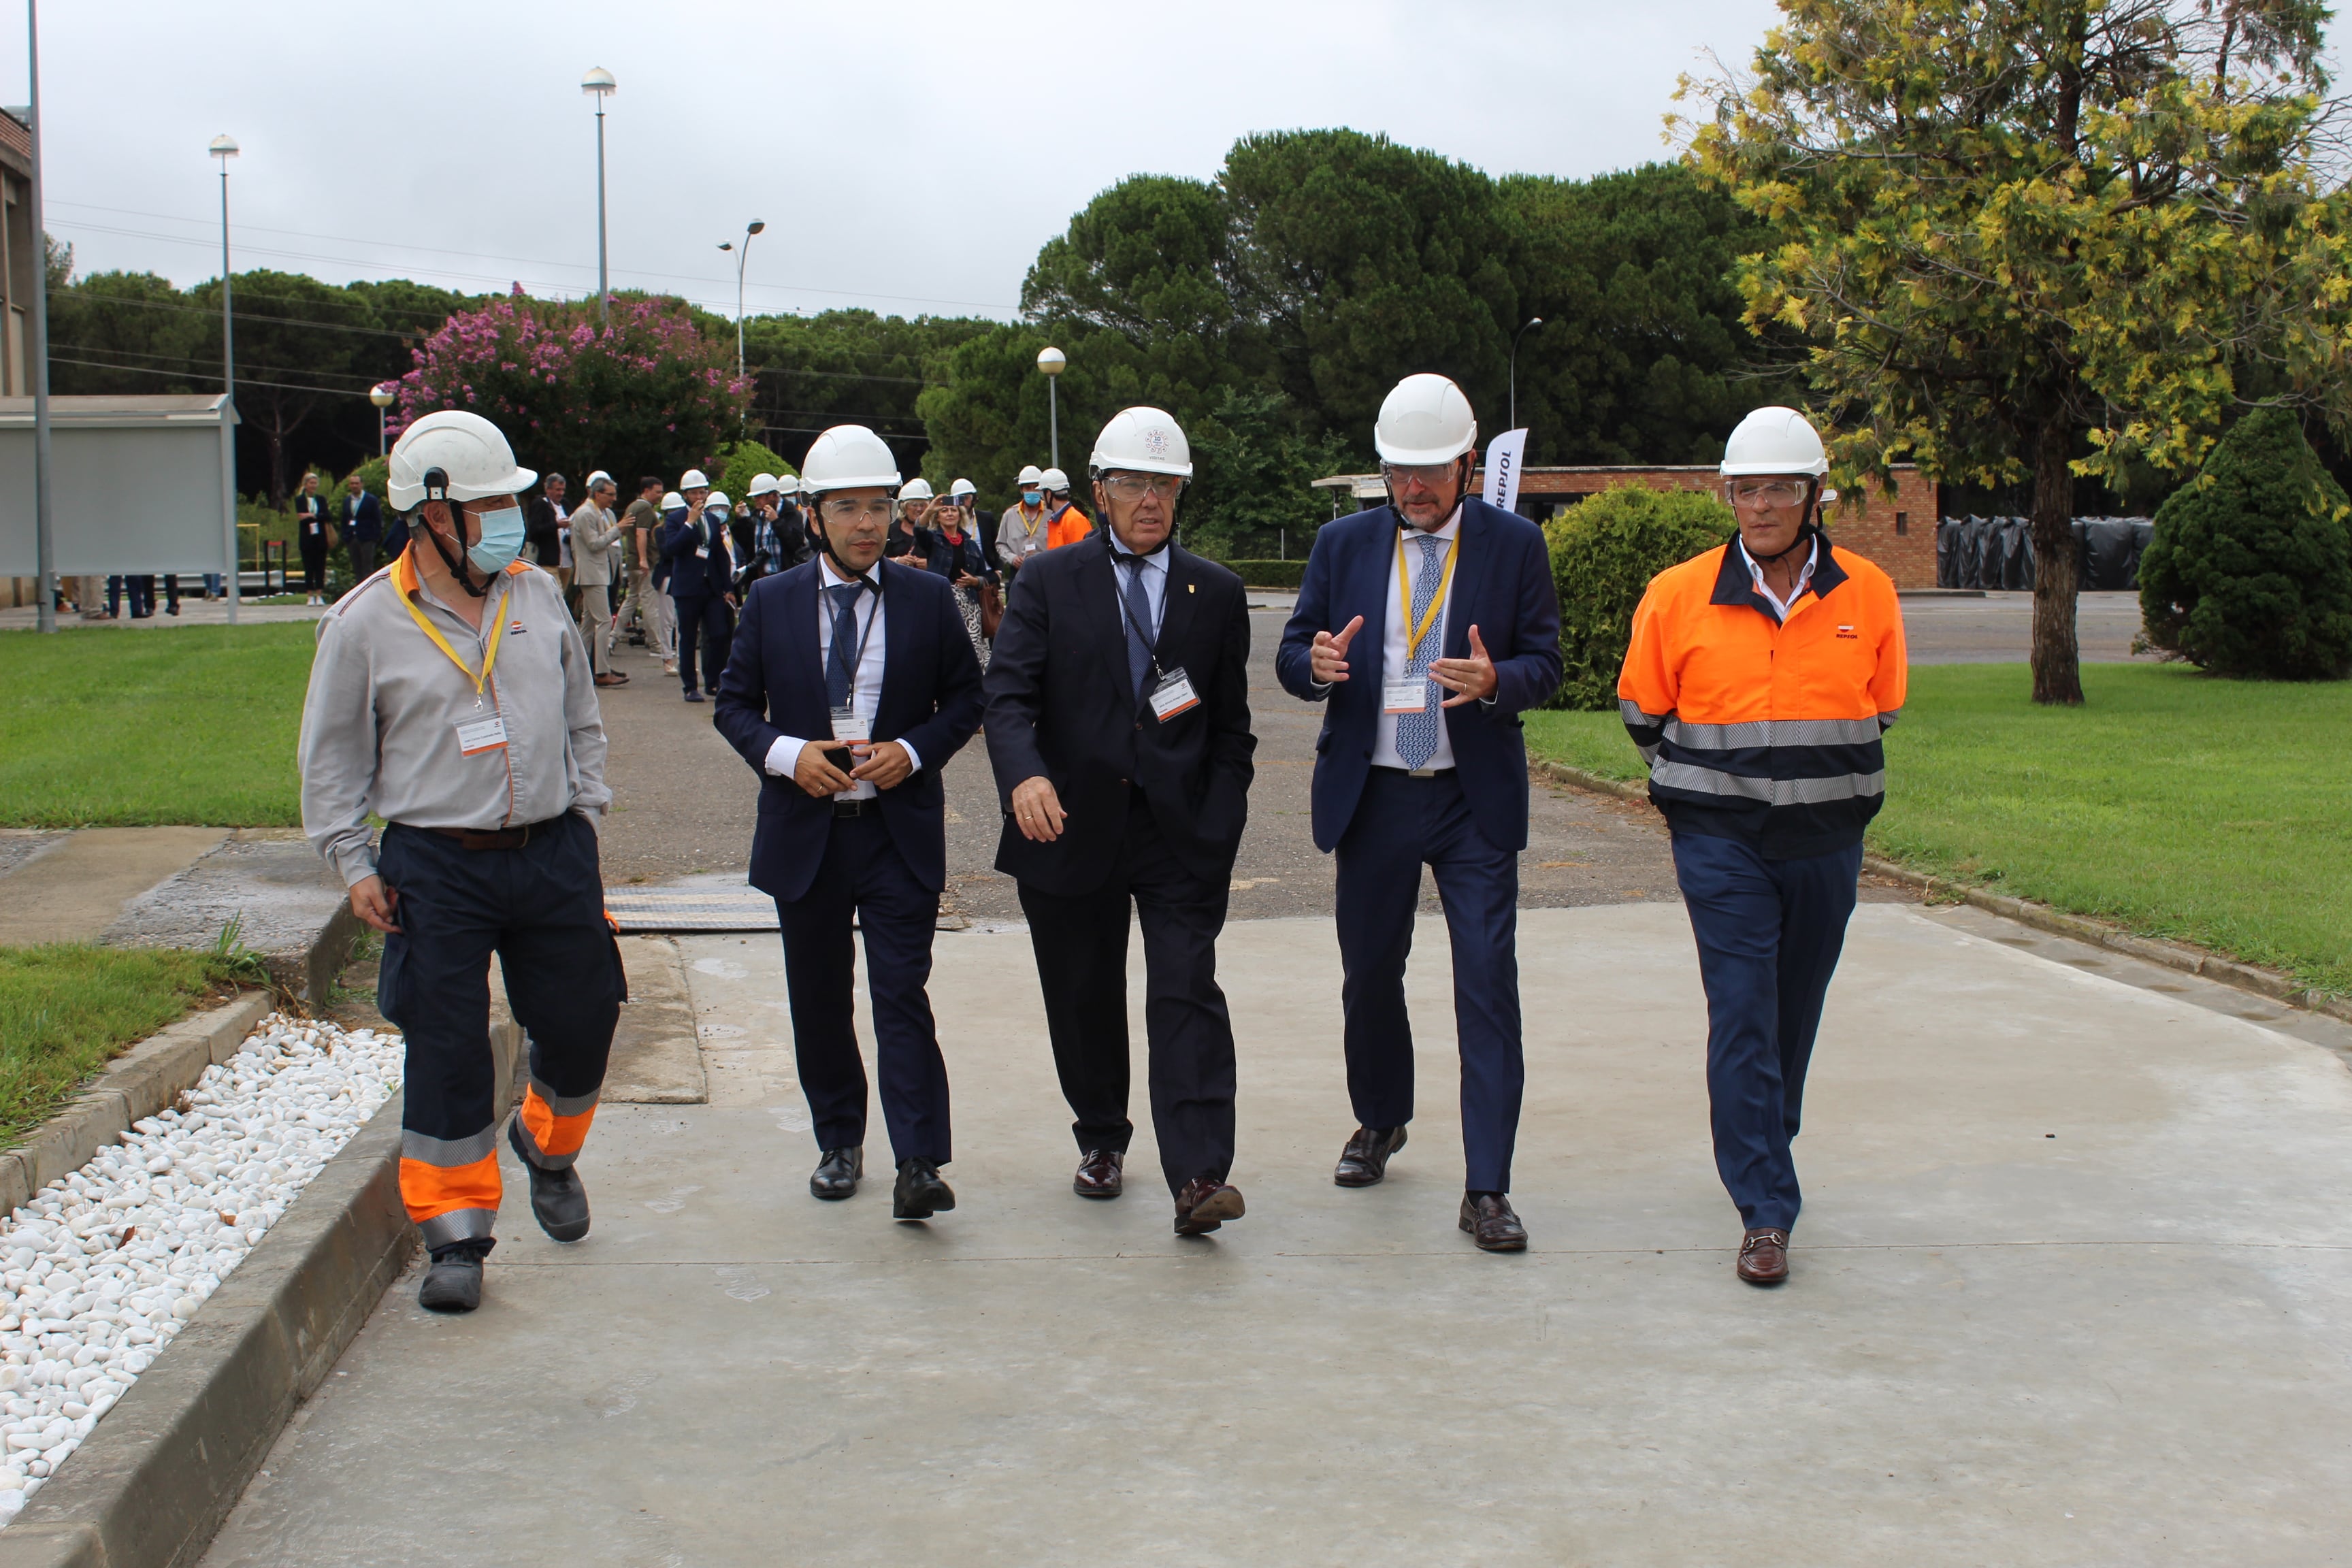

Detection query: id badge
(695, 545), (709, 559)
(1383, 679), (1428, 715)
(454, 713), (508, 755)
(1147, 667), (1200, 722)
(830, 706), (871, 745)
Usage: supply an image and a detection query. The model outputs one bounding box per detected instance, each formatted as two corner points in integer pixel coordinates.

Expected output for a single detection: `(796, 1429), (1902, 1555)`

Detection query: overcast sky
(15, 0), (2343, 326)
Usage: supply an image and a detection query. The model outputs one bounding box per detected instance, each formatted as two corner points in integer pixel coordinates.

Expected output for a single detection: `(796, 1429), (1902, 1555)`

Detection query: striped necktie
(1393, 534), (1448, 770)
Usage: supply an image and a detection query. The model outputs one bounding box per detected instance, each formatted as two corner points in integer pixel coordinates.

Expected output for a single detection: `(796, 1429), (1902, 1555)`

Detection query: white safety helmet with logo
(799, 425), (901, 499)
(1090, 406), (1194, 480)
(1373, 373), (1478, 466)
(387, 410), (537, 511)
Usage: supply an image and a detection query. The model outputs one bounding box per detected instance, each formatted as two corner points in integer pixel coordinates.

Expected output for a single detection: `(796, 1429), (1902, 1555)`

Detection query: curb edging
(0, 1095), (413, 1568)
(1529, 757), (2351, 1026)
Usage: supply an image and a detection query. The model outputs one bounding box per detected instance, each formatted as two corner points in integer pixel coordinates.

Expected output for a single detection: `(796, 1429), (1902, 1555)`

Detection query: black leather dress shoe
(810, 1147), (863, 1200)
(1073, 1149), (1124, 1198)
(509, 1117), (589, 1241)
(894, 1158), (956, 1220)
(1173, 1176), (1246, 1236)
(418, 1241), (492, 1313)
(1458, 1192), (1528, 1252)
(1335, 1125), (1409, 1188)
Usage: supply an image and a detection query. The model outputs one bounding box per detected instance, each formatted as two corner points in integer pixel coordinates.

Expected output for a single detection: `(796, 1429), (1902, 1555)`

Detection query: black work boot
(892, 1158), (956, 1220)
(811, 1147), (863, 1200)
(418, 1240), (493, 1313)
(509, 1117), (591, 1242)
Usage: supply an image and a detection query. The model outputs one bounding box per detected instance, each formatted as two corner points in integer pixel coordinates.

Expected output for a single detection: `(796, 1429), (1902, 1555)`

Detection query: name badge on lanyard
(1147, 667), (1200, 721)
(1382, 679), (1428, 715)
(454, 713), (509, 755)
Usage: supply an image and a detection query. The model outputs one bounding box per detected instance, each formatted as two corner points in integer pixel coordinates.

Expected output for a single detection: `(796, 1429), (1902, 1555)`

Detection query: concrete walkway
(203, 903), (2352, 1565)
(0, 828), (227, 945)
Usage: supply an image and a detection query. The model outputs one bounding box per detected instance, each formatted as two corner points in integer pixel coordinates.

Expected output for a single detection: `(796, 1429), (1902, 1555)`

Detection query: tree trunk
(2029, 415), (2083, 706)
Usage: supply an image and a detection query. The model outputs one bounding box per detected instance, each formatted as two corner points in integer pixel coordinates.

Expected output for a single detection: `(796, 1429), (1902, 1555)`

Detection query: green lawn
(1526, 664), (2352, 995)
(0, 945), (256, 1144)
(0, 624), (312, 826)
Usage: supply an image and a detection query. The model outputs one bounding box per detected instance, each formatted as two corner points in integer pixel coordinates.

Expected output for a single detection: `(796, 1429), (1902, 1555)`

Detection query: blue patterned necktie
(1120, 557), (1155, 696)
(1394, 534), (1449, 770)
(824, 582), (864, 709)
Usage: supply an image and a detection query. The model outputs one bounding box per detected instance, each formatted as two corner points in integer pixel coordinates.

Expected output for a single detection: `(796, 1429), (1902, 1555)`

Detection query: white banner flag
(1482, 428), (1529, 515)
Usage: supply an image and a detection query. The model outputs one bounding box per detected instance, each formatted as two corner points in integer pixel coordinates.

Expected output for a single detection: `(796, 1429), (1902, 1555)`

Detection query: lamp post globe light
(370, 383), (396, 455)
(1508, 316), (1542, 433)
(719, 220), (766, 382)
(1036, 345), (1066, 473)
(211, 133), (241, 623)
(582, 68), (616, 325)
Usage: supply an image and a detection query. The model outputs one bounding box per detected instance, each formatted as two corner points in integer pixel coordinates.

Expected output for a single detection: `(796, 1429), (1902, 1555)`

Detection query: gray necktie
(1120, 557), (1154, 696)
(1393, 535), (1448, 770)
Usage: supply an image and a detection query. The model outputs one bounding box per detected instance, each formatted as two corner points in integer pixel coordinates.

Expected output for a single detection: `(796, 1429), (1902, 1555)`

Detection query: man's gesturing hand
(349, 875), (402, 934)
(794, 740), (854, 798)
(1429, 624), (1499, 707)
(849, 740), (913, 790)
(1011, 775), (1067, 843)
(1311, 615), (1365, 685)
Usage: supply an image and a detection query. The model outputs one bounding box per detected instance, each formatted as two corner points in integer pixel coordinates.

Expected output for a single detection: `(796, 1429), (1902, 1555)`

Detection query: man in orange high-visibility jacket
(1038, 467), (1094, 549)
(1618, 406), (1906, 1289)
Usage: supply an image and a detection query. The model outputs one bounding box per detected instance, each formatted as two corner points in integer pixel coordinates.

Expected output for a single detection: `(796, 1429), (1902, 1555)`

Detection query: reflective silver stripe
(525, 1076), (602, 1118)
(1878, 707), (1901, 729)
(418, 1207), (497, 1250)
(1619, 699), (1668, 730)
(1662, 716), (1886, 749)
(508, 1113), (580, 1171)
(1650, 760), (1885, 804)
(1636, 744), (1661, 765)
(402, 1127), (499, 1167)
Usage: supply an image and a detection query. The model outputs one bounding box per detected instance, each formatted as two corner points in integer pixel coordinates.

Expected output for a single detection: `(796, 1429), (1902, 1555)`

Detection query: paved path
(0, 828), (227, 945)
(205, 902), (2352, 1565)
(1899, 589), (2151, 664)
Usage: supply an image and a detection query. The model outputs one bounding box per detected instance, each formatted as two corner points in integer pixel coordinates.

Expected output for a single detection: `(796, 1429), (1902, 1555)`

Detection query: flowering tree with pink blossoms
(393, 290), (751, 492)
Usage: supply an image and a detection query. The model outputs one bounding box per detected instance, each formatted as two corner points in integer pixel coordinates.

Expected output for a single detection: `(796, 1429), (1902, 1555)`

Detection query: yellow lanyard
(400, 580), (509, 701)
(1395, 532), (1460, 661)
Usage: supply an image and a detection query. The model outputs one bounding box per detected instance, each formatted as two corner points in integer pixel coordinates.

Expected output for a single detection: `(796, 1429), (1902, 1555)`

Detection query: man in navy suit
(664, 468), (734, 702)
(1275, 374), (1563, 1252)
(713, 426), (984, 1220)
(340, 473), (384, 581)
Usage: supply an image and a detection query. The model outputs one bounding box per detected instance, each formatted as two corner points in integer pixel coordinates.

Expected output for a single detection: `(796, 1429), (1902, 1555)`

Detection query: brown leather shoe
(1334, 1125), (1407, 1188)
(1073, 1149), (1124, 1199)
(1737, 1227), (1790, 1285)
(1173, 1177), (1245, 1236)
(1458, 1192), (1527, 1252)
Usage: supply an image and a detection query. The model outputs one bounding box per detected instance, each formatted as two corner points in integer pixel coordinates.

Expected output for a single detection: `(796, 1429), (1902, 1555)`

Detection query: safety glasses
(1380, 461), (1454, 488)
(820, 497), (893, 523)
(1727, 480), (1811, 506)
(1103, 473), (1183, 502)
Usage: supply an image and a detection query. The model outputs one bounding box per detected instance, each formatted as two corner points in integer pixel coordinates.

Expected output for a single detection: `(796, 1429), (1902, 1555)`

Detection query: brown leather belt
(424, 818), (562, 851)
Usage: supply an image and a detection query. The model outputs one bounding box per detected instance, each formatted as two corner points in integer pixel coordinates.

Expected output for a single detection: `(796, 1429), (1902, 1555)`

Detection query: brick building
(1313, 463), (1942, 589)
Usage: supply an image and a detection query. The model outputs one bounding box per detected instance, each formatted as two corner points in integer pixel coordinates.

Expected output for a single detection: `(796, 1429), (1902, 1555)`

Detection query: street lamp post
(582, 69), (615, 326)
(1036, 346), (1066, 473)
(212, 133), (240, 624)
(27, 0), (53, 632)
(717, 220), (766, 382)
(370, 384), (395, 455)
(1508, 316), (1543, 432)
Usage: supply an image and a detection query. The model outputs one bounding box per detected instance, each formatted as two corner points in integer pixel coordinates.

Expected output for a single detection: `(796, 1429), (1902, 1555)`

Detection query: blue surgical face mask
(1022, 489), (1043, 506)
(467, 505), (526, 574)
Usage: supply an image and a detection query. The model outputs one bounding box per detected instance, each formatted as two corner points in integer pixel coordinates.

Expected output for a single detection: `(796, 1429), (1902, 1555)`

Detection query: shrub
(1205, 559), (1306, 589)
(2140, 407), (2352, 680)
(1545, 485), (1732, 710)
(710, 438), (793, 503)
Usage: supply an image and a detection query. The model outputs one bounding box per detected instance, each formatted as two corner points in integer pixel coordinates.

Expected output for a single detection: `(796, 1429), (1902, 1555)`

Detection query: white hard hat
(1090, 406), (1193, 479)
(387, 410), (537, 511)
(747, 472), (781, 497)
(660, 491), (684, 510)
(1017, 464), (1044, 487)
(799, 425), (901, 496)
(778, 473), (804, 495)
(1374, 374), (1478, 466)
(898, 477), (934, 503)
(679, 468), (710, 491)
(949, 477), (977, 500)
(706, 491), (732, 514)
(584, 469), (613, 491)
(1720, 406), (1829, 478)
(1039, 467), (1071, 493)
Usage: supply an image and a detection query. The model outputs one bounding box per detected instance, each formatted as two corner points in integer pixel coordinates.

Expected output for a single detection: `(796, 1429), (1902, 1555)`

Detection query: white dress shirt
(1737, 534), (1818, 623)
(764, 557), (921, 800)
(1373, 508), (1463, 771)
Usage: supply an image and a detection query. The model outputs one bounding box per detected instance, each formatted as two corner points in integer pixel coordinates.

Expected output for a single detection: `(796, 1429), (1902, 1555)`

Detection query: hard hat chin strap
(805, 497), (864, 578)
(410, 483), (491, 599)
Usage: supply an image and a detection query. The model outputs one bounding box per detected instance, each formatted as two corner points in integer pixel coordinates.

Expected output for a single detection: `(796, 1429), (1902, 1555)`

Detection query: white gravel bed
(0, 1014), (402, 1526)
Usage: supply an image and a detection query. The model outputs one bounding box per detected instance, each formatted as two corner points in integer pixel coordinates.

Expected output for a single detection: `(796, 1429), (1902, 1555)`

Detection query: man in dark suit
(714, 425), (984, 1220)
(340, 473), (384, 581)
(662, 468), (734, 702)
(984, 408), (1257, 1238)
(1275, 374), (1563, 1252)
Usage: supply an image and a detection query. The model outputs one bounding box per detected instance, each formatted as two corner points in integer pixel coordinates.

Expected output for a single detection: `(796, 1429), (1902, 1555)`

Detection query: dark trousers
(299, 539), (328, 593)
(672, 593), (733, 693)
(776, 812), (949, 1164)
(1334, 768), (1523, 1194)
(106, 576), (157, 617)
(350, 539), (377, 581)
(374, 814), (623, 1251)
(1669, 832), (1863, 1232)
(1017, 800), (1237, 1197)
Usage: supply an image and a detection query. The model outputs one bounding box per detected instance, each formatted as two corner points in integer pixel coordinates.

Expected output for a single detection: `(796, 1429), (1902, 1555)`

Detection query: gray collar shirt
(299, 557), (609, 887)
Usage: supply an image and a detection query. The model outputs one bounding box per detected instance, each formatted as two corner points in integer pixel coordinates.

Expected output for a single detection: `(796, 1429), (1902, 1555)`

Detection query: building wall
(1503, 465), (1941, 589)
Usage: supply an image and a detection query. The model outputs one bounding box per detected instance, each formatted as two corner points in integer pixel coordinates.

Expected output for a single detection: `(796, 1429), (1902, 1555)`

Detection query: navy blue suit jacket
(338, 489), (382, 544)
(713, 557), (985, 904)
(662, 511), (735, 599)
(1275, 497), (1563, 853)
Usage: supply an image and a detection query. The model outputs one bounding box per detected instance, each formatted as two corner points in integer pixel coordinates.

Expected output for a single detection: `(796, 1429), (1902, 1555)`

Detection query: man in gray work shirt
(298, 410), (621, 1316)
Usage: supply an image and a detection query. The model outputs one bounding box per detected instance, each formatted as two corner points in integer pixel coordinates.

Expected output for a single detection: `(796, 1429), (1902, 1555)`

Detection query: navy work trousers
(1334, 768), (1523, 1194)
(672, 593), (733, 695)
(776, 812), (950, 1165)
(1669, 831), (1863, 1232)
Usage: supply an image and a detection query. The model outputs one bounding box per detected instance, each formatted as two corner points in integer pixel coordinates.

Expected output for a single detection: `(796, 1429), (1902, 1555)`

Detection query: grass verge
(1525, 663), (2351, 995)
(0, 623), (314, 826)
(0, 945), (260, 1145)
